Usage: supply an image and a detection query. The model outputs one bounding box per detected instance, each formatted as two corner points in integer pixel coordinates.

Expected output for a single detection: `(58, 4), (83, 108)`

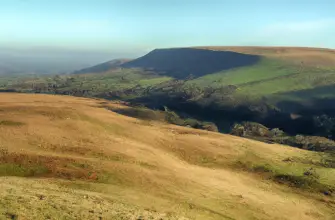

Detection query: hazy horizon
(1, 0), (334, 74)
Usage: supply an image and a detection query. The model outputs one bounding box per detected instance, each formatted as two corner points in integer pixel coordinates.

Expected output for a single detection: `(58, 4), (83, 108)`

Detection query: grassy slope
(184, 47), (335, 104)
(0, 93), (334, 220)
(235, 66), (335, 98)
(187, 58), (300, 88)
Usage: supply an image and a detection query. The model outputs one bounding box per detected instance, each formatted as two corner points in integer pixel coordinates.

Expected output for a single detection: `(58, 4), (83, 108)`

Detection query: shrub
(200, 122), (219, 132)
(281, 135), (335, 152)
(165, 110), (185, 126)
(272, 174), (328, 191)
(270, 128), (285, 137)
(231, 123), (246, 136)
(184, 118), (201, 128)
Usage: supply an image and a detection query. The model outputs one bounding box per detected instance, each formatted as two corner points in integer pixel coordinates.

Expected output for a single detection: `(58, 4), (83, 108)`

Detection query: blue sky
(0, 0), (334, 58)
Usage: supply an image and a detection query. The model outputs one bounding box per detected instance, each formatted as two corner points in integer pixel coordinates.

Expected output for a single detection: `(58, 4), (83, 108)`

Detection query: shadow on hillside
(122, 48), (261, 79)
(275, 85), (335, 115)
(105, 84), (335, 137)
(127, 92), (333, 136)
(109, 107), (165, 121)
(0, 89), (17, 93)
(128, 93), (265, 132)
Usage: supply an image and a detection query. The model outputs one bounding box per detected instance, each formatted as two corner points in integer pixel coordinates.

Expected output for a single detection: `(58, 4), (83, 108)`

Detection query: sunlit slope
(195, 46), (335, 67)
(0, 94), (334, 220)
(185, 47), (335, 103)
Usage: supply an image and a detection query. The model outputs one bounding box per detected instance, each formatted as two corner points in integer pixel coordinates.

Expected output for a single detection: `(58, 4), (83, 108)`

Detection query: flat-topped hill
(122, 48), (261, 79)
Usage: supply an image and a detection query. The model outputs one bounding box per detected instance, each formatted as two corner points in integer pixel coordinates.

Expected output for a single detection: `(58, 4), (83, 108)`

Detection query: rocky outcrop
(230, 121), (335, 153)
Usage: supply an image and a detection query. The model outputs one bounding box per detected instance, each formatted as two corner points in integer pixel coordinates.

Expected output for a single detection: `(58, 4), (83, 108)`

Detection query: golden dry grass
(195, 46), (335, 67)
(0, 93), (334, 220)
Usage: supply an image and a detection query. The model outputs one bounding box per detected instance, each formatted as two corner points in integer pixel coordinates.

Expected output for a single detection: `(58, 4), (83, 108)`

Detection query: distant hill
(122, 48), (261, 79)
(74, 48), (262, 79)
(73, 59), (131, 74)
(76, 46), (335, 79)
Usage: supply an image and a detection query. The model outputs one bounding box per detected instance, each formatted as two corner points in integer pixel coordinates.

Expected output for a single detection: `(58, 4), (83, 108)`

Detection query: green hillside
(186, 58), (300, 95)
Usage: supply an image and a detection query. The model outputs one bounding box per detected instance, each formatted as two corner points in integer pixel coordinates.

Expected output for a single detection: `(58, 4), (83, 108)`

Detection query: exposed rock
(231, 122), (335, 152)
(231, 122), (270, 137)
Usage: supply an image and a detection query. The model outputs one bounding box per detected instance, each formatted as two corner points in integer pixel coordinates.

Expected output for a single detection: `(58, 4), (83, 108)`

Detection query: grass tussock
(0, 151), (97, 180)
(0, 120), (25, 126)
(0, 163), (49, 177)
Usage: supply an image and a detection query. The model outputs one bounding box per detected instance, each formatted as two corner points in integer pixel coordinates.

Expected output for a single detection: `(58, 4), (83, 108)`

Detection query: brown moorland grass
(194, 46), (335, 67)
(0, 93), (334, 220)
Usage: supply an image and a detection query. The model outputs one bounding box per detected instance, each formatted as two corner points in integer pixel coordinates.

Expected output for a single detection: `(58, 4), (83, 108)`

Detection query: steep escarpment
(122, 48), (261, 79)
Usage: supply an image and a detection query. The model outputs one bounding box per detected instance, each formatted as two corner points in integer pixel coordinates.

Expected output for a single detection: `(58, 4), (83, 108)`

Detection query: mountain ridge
(74, 46), (335, 76)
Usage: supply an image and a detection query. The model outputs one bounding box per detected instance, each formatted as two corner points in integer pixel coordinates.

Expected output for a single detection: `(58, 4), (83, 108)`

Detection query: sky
(0, 0), (334, 64)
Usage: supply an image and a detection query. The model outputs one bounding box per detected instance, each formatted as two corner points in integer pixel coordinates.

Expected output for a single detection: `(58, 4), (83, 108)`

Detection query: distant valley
(0, 49), (118, 75)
